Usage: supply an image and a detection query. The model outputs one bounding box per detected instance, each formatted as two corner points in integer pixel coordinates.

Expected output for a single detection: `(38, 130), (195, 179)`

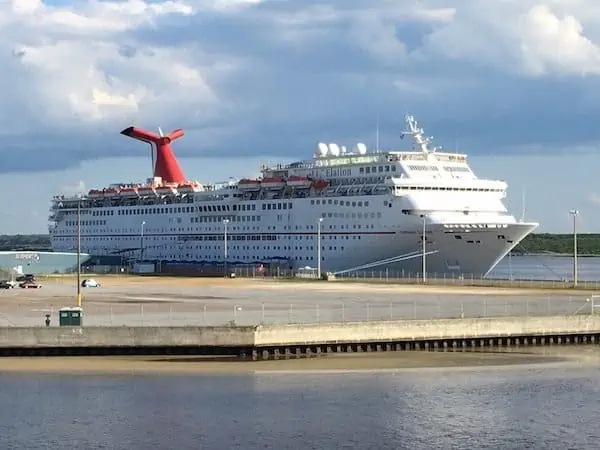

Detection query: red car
(19, 280), (42, 289)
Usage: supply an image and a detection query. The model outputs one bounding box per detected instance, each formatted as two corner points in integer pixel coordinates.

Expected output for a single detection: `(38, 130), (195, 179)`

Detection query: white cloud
(420, 1), (600, 76)
(1, 0), (600, 174)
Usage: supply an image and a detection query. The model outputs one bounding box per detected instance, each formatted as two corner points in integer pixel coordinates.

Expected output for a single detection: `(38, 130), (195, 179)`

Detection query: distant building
(0, 251), (91, 275)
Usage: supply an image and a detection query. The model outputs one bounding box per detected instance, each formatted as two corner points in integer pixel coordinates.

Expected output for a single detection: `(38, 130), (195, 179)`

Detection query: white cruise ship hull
(48, 114), (540, 279)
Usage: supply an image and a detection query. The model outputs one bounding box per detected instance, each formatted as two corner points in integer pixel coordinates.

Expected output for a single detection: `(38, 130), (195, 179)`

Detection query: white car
(81, 279), (101, 288)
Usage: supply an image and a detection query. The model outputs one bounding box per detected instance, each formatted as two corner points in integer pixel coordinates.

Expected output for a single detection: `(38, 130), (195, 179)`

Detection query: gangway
(333, 249), (439, 276)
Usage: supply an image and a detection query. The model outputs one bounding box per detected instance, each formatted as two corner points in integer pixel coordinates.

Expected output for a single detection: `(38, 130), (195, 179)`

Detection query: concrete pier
(0, 315), (599, 359)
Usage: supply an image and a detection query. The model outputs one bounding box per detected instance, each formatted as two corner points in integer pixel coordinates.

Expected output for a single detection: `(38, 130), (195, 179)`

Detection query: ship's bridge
(393, 178), (508, 215)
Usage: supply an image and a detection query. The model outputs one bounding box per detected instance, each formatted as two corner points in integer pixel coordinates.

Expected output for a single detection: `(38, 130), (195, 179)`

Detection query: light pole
(317, 217), (323, 279)
(140, 221), (146, 261)
(570, 209), (579, 287)
(223, 219), (229, 277)
(421, 213), (427, 284)
(76, 196), (82, 307)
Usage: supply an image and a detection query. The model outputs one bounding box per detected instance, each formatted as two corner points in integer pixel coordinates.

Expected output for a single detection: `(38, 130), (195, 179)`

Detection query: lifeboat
(177, 183), (198, 194)
(286, 175), (312, 189)
(311, 179), (330, 190)
(120, 187), (139, 197)
(238, 179), (261, 191)
(137, 186), (157, 196)
(104, 188), (120, 196)
(156, 185), (178, 196)
(261, 177), (285, 190)
(87, 189), (103, 198)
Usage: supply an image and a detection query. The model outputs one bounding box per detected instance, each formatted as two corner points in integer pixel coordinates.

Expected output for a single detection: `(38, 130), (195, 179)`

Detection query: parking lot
(0, 276), (593, 327)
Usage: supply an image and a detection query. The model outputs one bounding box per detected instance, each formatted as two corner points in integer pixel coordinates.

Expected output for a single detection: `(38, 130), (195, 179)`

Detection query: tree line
(0, 233), (597, 255)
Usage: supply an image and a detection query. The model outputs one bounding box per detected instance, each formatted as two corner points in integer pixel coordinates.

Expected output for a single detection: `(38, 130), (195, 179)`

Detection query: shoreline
(0, 348), (593, 376)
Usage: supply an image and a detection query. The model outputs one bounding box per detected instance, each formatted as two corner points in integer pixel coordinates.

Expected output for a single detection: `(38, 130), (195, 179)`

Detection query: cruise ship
(48, 114), (538, 277)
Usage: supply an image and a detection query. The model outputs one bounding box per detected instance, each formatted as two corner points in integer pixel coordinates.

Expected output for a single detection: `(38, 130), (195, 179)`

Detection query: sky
(1, 0), (600, 234)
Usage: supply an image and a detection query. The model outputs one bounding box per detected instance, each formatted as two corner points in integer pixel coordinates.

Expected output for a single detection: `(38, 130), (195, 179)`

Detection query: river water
(490, 254), (600, 281)
(2, 256), (600, 449)
(1, 354), (599, 450)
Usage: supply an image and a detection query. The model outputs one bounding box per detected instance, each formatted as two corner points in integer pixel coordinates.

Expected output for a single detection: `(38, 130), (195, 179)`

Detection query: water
(491, 254), (600, 281)
(1, 361), (599, 449)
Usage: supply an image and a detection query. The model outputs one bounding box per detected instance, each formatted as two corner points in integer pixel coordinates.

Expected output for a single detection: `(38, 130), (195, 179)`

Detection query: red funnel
(120, 126), (186, 184)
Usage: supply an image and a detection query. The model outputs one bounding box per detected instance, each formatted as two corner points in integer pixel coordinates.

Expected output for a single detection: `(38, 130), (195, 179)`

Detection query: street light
(223, 219), (230, 277)
(421, 213), (427, 284)
(140, 221), (146, 261)
(570, 209), (579, 287)
(317, 217), (324, 279)
(76, 195), (82, 307)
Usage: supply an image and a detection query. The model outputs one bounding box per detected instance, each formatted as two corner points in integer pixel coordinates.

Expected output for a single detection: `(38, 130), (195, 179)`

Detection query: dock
(0, 315), (599, 359)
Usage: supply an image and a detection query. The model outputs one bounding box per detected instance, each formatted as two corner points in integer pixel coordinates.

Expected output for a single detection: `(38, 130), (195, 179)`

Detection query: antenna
(520, 189), (526, 222)
(376, 111), (380, 152)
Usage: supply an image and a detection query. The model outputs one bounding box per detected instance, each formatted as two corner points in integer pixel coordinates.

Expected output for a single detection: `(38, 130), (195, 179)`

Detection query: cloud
(2, 0), (600, 174)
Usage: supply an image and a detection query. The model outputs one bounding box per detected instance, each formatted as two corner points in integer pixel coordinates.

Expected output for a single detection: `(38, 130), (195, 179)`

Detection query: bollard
(44, 314), (51, 327)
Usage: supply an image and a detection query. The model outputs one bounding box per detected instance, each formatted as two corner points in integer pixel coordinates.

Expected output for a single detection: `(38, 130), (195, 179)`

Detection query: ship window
(379, 166), (383, 172)
(391, 166), (396, 171)
(365, 167), (370, 173)
(277, 203), (282, 210)
(283, 203), (287, 210)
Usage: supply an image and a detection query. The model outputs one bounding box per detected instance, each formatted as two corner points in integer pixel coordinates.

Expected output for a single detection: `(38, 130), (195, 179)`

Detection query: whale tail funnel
(120, 126), (186, 184)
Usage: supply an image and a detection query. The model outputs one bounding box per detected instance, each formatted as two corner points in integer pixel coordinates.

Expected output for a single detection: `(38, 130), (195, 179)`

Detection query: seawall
(0, 315), (599, 359)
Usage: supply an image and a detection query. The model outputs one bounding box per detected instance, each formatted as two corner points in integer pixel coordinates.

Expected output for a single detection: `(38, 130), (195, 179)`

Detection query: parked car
(19, 280), (41, 289)
(0, 280), (16, 289)
(81, 279), (101, 288)
(16, 274), (35, 282)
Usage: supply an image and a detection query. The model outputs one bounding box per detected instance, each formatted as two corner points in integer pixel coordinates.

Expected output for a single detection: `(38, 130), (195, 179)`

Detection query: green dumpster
(59, 307), (83, 327)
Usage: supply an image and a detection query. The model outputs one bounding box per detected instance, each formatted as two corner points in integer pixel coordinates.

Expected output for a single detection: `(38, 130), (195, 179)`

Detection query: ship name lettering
(310, 168), (351, 178)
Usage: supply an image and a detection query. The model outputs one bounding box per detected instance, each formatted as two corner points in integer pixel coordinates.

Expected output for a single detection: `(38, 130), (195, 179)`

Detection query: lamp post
(77, 196), (82, 307)
(421, 213), (427, 284)
(317, 217), (323, 279)
(223, 219), (230, 277)
(140, 221), (146, 261)
(570, 209), (579, 287)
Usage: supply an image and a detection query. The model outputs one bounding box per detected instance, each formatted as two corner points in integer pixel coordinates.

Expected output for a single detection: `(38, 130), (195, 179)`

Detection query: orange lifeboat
(286, 176), (312, 189)
(311, 179), (330, 190)
(138, 186), (157, 196)
(120, 187), (139, 197)
(87, 189), (103, 198)
(261, 177), (285, 189)
(156, 185), (178, 196)
(238, 179), (261, 191)
(177, 183), (198, 194)
(104, 188), (120, 196)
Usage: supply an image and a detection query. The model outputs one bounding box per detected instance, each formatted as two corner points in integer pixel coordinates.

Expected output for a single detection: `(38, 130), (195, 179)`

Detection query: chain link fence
(3, 295), (597, 328)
